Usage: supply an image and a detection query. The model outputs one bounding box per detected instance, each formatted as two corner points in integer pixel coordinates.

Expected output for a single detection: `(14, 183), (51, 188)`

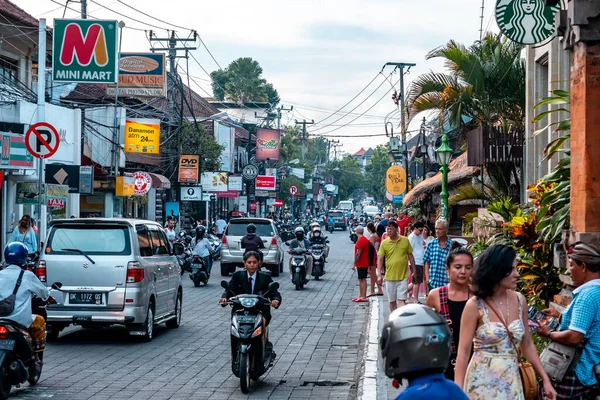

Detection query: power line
(47, 0), (147, 31)
(88, 0), (170, 30)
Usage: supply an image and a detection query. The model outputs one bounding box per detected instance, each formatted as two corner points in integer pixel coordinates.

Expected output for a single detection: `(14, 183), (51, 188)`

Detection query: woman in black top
(426, 247), (474, 380)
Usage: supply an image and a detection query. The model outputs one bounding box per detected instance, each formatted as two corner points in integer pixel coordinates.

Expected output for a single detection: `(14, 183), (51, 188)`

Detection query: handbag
(484, 299), (538, 400)
(0, 270), (25, 317)
(540, 340), (578, 382)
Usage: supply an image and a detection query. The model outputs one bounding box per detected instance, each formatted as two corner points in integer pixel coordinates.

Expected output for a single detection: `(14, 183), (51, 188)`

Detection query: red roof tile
(0, 0), (39, 27)
(354, 148), (367, 156)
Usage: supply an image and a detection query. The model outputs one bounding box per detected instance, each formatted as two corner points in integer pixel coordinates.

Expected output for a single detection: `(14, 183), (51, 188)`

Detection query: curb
(358, 298), (380, 400)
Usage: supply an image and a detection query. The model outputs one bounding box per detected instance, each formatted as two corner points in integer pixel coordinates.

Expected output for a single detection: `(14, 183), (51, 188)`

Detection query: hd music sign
(107, 53), (167, 97)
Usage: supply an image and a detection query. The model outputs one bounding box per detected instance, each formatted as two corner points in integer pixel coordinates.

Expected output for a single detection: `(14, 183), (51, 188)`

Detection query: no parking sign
(25, 122), (60, 159)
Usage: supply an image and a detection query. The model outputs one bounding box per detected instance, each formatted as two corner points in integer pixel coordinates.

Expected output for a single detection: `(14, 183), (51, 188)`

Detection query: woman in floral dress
(454, 245), (556, 400)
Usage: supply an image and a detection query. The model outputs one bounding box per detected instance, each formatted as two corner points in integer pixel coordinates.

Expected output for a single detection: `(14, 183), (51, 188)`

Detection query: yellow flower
(512, 216), (525, 225)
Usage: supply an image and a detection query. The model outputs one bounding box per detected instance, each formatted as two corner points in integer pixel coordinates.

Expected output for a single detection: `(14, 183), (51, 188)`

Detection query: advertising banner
(228, 176), (242, 191)
(180, 186), (211, 201)
(385, 166), (407, 195)
(106, 53), (166, 97)
(52, 19), (119, 83)
(16, 182), (43, 204)
(45, 164), (94, 194)
(178, 155), (199, 183)
(255, 128), (281, 161)
(200, 172), (228, 192)
(216, 190), (238, 199)
(238, 197), (248, 214)
(0, 133), (35, 170)
(217, 123), (232, 172)
(46, 184), (69, 220)
(124, 119), (160, 154)
(495, 0), (560, 45)
(116, 176), (135, 196)
(255, 175), (276, 191)
(165, 202), (179, 221)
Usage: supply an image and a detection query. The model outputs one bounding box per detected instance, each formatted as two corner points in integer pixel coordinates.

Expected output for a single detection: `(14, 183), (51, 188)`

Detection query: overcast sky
(18, 0), (499, 155)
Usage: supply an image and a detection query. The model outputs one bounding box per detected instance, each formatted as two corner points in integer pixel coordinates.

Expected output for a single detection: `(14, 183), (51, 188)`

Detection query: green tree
(279, 176), (305, 202)
(324, 157), (364, 200)
(178, 122), (224, 172)
(210, 57), (279, 105)
(279, 126), (301, 163)
(365, 145), (391, 202)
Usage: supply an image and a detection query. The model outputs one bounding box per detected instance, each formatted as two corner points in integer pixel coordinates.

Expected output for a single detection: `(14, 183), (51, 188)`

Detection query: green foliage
(279, 176), (305, 202)
(324, 157), (364, 200)
(178, 122), (224, 172)
(210, 57), (279, 105)
(364, 145), (391, 202)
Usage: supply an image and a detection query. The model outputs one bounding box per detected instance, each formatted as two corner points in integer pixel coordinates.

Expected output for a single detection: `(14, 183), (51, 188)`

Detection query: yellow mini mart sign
(124, 119), (160, 154)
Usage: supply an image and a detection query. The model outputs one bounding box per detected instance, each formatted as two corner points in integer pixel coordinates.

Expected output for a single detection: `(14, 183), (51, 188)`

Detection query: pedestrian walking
(8, 214), (38, 254)
(536, 242), (600, 400)
(454, 245), (556, 400)
(366, 222), (383, 297)
(397, 210), (411, 236)
(376, 220), (416, 311)
(407, 221), (426, 303)
(426, 247), (474, 380)
(215, 215), (227, 238)
(424, 219), (453, 292)
(164, 217), (177, 248)
(352, 226), (370, 303)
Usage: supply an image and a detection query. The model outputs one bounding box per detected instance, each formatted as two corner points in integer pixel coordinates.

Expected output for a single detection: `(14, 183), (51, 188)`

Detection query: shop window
(0, 56), (19, 84)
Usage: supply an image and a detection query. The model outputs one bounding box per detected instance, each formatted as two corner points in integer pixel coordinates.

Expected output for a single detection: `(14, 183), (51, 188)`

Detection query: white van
(338, 200), (354, 217)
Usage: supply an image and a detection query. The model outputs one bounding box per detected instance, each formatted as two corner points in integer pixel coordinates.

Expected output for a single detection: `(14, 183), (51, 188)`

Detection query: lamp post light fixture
(435, 134), (453, 220)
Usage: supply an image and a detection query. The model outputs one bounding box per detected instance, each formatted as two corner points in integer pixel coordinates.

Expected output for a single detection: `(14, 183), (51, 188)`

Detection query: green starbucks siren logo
(495, 0), (560, 45)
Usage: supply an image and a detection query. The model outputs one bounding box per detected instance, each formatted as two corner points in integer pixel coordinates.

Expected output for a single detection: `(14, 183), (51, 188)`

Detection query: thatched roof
(403, 152), (481, 206)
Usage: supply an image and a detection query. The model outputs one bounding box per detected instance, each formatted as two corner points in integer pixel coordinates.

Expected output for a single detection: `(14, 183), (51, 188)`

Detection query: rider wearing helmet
(288, 227), (313, 284)
(192, 226), (213, 275)
(309, 227), (329, 272)
(0, 242), (51, 361)
(241, 223), (265, 265)
(379, 304), (468, 400)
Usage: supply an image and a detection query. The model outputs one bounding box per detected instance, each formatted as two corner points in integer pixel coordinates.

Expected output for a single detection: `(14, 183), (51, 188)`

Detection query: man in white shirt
(0, 242), (51, 358)
(164, 218), (177, 248)
(215, 215), (227, 238)
(407, 221), (426, 303)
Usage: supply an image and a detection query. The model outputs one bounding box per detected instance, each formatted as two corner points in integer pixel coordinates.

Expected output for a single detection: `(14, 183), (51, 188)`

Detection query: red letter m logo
(60, 23), (108, 67)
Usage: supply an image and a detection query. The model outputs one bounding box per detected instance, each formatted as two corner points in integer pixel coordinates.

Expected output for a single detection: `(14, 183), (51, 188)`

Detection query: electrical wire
(47, 0), (147, 32)
(87, 0), (170, 30)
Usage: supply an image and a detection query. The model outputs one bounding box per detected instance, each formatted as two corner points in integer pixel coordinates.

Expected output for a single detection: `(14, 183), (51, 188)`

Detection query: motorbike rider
(327, 215), (335, 231)
(219, 251), (281, 356)
(241, 223), (265, 265)
(192, 226), (213, 276)
(309, 227), (329, 272)
(0, 242), (52, 362)
(288, 227), (313, 284)
(380, 304), (468, 400)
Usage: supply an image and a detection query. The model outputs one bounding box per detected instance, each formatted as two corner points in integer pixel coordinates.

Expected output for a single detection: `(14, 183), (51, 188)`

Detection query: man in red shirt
(353, 226), (371, 303)
(397, 210), (411, 236)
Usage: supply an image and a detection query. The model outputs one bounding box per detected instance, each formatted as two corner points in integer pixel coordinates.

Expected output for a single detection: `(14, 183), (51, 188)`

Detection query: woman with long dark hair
(426, 247), (474, 380)
(454, 245), (556, 399)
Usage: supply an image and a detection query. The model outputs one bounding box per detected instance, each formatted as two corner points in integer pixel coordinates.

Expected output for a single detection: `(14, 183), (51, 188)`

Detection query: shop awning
(148, 173), (171, 189)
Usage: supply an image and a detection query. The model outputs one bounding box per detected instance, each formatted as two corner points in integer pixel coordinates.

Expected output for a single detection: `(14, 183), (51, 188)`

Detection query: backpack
(0, 270), (25, 317)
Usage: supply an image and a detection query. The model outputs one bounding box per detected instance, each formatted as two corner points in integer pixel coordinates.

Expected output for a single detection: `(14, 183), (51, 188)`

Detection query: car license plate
(69, 292), (103, 305)
(0, 339), (15, 351)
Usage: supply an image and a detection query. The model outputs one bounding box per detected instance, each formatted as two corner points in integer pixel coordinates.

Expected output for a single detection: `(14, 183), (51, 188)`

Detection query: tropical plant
(178, 122), (224, 172)
(210, 57), (279, 105)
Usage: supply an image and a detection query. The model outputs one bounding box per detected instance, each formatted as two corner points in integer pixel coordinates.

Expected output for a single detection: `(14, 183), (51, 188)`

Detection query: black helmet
(195, 226), (206, 236)
(184, 235), (193, 245)
(247, 224), (256, 234)
(380, 304), (451, 380)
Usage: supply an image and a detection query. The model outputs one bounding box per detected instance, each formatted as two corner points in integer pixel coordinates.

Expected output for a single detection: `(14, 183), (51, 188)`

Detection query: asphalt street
(8, 227), (370, 400)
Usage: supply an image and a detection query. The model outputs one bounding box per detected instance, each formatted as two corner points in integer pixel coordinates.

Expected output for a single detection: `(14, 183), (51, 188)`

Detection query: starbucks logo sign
(495, 0), (560, 45)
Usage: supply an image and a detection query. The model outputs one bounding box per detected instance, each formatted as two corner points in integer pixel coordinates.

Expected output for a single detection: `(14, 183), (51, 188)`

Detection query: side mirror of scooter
(221, 280), (229, 290)
(268, 282), (280, 292)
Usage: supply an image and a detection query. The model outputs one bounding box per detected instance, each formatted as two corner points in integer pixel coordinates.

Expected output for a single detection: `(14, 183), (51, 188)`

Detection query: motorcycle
(221, 280), (279, 394)
(311, 243), (328, 280)
(327, 223), (334, 234)
(207, 234), (222, 260)
(349, 226), (358, 244)
(189, 255), (209, 287)
(287, 246), (309, 290)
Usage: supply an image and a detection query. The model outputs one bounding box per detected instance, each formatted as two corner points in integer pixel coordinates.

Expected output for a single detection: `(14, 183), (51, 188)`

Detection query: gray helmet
(294, 227), (304, 234)
(379, 304), (451, 379)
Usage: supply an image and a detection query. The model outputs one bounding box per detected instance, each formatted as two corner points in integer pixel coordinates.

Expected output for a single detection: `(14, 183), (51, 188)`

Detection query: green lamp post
(435, 134), (453, 220)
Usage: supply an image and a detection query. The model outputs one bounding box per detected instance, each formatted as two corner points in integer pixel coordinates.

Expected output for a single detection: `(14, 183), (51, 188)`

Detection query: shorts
(356, 267), (368, 279)
(412, 265), (424, 284)
(385, 279), (409, 302)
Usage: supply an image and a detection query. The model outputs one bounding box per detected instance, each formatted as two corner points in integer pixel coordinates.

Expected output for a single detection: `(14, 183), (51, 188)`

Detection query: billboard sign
(106, 53), (166, 97)
(178, 155), (199, 183)
(217, 123), (233, 172)
(180, 186), (211, 201)
(495, 0), (560, 45)
(386, 166), (407, 195)
(0, 133), (34, 170)
(52, 19), (119, 83)
(124, 119), (160, 154)
(255, 128), (281, 161)
(45, 164), (94, 194)
(228, 176), (243, 191)
(200, 172), (228, 192)
(255, 175), (276, 191)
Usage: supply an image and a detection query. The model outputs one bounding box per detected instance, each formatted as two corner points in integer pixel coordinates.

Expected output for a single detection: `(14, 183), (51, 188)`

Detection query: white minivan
(338, 200), (354, 217)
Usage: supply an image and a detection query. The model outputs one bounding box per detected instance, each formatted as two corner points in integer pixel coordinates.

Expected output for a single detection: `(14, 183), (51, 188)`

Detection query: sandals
(352, 297), (368, 303)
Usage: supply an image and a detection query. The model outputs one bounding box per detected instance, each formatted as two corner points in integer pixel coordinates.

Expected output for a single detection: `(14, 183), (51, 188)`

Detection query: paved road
(9, 227), (369, 399)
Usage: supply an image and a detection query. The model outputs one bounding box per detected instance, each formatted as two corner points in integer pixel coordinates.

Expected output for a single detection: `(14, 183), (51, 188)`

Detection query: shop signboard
(46, 184), (69, 220)
(216, 190), (239, 199)
(0, 133), (34, 169)
(132, 171), (152, 195)
(178, 155), (199, 183)
(106, 53), (166, 97)
(255, 128), (281, 161)
(385, 166), (407, 195)
(495, 0), (560, 45)
(255, 175), (276, 191)
(200, 172), (228, 192)
(116, 176), (135, 196)
(228, 176), (242, 191)
(180, 186), (211, 201)
(16, 182), (43, 204)
(52, 19), (119, 83)
(124, 119), (160, 154)
(45, 164), (94, 194)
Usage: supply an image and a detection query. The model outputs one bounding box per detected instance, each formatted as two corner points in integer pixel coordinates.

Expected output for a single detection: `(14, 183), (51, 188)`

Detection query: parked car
(327, 209), (347, 230)
(41, 218), (184, 342)
(220, 218), (285, 277)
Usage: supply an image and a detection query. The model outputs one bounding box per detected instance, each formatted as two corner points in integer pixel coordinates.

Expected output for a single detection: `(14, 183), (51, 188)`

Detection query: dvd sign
(178, 155), (199, 183)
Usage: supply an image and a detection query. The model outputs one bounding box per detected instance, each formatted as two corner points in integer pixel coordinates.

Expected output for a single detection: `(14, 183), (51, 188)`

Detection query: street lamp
(435, 134), (453, 220)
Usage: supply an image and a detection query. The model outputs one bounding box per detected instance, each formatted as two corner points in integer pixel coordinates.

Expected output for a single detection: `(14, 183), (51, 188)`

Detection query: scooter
(311, 243), (327, 280)
(221, 280), (280, 394)
(207, 234), (222, 260)
(189, 255), (209, 287)
(288, 247), (309, 290)
(349, 226), (358, 244)
(327, 223), (334, 234)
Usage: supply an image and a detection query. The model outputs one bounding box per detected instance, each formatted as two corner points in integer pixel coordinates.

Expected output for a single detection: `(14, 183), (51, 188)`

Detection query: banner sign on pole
(495, 0), (560, 45)
(46, 184), (69, 220)
(106, 53), (166, 97)
(200, 172), (228, 192)
(178, 155), (199, 183)
(0, 133), (34, 169)
(385, 166), (407, 195)
(255, 128), (281, 161)
(124, 119), (160, 154)
(52, 19), (119, 83)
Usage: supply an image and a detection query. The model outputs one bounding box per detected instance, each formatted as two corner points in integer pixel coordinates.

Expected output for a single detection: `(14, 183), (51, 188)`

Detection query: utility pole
(332, 142), (343, 161)
(81, 0), (87, 19)
(295, 119), (314, 161)
(276, 105), (293, 131)
(326, 139), (339, 163)
(383, 62), (416, 189)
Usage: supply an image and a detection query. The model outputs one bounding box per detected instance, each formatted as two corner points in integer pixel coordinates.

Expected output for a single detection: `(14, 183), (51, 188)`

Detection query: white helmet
(310, 222), (320, 230)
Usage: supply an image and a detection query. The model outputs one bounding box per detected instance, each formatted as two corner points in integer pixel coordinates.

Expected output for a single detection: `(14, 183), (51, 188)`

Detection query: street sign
(289, 185), (298, 196)
(242, 164), (259, 180)
(25, 122), (60, 159)
(274, 199), (284, 207)
(52, 19), (119, 83)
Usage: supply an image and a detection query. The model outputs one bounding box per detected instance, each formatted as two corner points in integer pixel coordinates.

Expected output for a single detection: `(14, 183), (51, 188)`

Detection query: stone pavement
(9, 229), (370, 399)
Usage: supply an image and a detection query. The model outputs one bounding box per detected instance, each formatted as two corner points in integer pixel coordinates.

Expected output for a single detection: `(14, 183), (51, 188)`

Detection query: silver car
(219, 218), (284, 277)
(41, 218), (183, 342)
